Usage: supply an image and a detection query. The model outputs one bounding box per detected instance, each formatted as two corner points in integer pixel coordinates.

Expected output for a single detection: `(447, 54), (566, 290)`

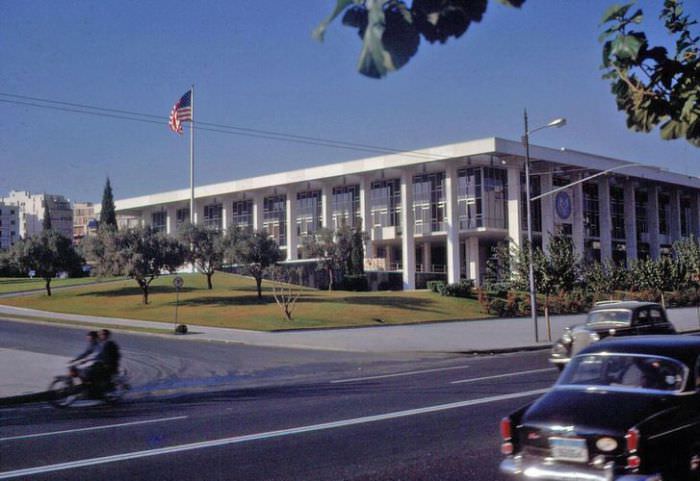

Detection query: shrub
(487, 297), (507, 316)
(427, 280), (446, 294)
(442, 279), (474, 298)
(342, 274), (369, 292)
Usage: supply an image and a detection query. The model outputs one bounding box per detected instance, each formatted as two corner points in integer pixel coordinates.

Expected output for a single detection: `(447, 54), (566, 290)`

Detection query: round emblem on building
(555, 191), (572, 220)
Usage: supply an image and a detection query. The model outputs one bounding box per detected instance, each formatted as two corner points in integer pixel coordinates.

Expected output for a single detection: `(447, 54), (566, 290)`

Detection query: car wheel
(686, 443), (700, 481)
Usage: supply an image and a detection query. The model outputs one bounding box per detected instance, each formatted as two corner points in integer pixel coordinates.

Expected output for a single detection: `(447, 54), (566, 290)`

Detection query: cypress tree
(42, 199), (53, 231)
(100, 177), (118, 230)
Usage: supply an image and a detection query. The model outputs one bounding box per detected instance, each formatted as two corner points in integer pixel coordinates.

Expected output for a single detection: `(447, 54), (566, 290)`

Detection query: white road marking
(0, 388), (548, 479)
(0, 416), (188, 442)
(450, 368), (557, 384)
(330, 364), (472, 383)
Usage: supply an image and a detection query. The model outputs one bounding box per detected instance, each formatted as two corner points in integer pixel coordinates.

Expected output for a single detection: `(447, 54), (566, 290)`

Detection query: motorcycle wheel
(104, 375), (129, 405)
(48, 377), (80, 408)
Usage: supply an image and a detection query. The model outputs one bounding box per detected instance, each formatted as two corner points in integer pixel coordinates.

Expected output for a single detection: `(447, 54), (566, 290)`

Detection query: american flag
(168, 90), (192, 134)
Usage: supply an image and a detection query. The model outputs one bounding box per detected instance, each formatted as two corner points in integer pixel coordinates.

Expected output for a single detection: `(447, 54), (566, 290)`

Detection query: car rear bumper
(500, 455), (662, 481)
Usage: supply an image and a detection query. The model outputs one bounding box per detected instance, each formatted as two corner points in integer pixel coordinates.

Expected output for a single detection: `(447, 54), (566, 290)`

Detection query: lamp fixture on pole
(522, 110), (567, 343)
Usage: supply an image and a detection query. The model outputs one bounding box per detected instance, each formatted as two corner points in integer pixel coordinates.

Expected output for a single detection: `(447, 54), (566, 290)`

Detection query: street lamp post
(522, 110), (567, 343)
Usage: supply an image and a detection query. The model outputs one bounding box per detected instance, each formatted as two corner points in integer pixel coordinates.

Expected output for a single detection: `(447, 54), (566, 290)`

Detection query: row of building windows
(148, 169), (699, 249)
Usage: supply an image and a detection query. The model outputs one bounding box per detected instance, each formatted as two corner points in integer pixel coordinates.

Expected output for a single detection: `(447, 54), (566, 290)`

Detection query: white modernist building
(114, 137), (700, 289)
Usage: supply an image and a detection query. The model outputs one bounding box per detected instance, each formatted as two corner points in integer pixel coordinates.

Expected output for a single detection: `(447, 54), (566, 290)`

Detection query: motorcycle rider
(71, 331), (99, 364)
(83, 329), (121, 396)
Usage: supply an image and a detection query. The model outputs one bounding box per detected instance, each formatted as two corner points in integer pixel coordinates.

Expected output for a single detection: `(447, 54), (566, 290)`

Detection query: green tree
(111, 227), (186, 304)
(232, 229), (283, 298)
(600, 0), (699, 147)
(13, 231), (84, 296)
(100, 177), (118, 231)
(350, 227), (366, 275)
(42, 202), (52, 231)
(316, 0), (699, 146)
(302, 227), (353, 291)
(315, 0), (524, 79)
(179, 223), (230, 289)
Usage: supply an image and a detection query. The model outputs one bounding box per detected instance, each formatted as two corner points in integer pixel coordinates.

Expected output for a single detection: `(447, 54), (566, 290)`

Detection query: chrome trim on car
(500, 455), (663, 481)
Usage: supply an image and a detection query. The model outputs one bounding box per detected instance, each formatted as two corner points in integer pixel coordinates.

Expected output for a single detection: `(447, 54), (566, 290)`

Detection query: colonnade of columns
(144, 165), (700, 291)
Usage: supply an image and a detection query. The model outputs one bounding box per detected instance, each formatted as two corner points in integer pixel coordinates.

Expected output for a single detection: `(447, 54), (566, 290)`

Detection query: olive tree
(111, 227), (186, 304)
(13, 231), (84, 296)
(179, 223), (230, 290)
(231, 229), (283, 298)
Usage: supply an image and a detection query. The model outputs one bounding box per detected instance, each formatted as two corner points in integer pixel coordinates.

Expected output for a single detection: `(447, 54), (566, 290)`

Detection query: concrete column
(422, 242), (432, 273)
(506, 166), (522, 252)
(465, 236), (480, 286)
(693, 192), (700, 239)
(670, 189), (681, 242)
(598, 177), (613, 262)
(321, 183), (333, 230)
(286, 188), (298, 260)
(648, 185), (661, 259)
(572, 175), (585, 258)
(193, 201), (203, 226)
(400, 171), (415, 290)
(540, 172), (554, 252)
(166, 205), (176, 235)
(221, 197), (229, 232)
(445, 163), (460, 284)
(253, 193), (264, 231)
(359, 176), (374, 258)
(624, 181), (638, 263)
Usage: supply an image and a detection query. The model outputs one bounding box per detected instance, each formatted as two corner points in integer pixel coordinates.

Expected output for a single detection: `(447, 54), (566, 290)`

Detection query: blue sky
(1, 1), (698, 202)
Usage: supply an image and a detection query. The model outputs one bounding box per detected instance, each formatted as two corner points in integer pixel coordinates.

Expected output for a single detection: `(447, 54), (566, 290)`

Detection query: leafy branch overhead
(599, 0), (699, 146)
(316, 0), (698, 147)
(314, 0), (524, 79)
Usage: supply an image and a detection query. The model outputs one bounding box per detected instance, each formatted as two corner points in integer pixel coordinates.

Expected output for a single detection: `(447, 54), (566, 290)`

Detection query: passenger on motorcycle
(77, 329), (121, 396)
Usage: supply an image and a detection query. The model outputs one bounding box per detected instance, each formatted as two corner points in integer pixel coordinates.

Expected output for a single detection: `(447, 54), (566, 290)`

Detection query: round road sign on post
(173, 276), (184, 290)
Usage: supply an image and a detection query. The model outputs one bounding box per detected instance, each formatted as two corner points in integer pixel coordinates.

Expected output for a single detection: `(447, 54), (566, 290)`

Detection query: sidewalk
(2, 304), (700, 402)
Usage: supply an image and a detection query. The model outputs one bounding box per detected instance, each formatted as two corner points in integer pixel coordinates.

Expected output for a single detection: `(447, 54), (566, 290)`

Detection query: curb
(454, 343), (552, 355)
(0, 391), (52, 407)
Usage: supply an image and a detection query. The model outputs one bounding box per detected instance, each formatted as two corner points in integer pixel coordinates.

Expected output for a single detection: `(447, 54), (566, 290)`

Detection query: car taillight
(625, 428), (641, 470)
(500, 417), (512, 440)
(625, 428), (639, 452)
(500, 417), (514, 455)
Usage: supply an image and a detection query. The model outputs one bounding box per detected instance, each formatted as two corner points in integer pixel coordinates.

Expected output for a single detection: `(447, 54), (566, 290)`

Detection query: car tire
(687, 443), (700, 481)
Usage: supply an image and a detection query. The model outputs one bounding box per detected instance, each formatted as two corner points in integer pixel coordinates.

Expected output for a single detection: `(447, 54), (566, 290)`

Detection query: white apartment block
(0, 202), (19, 250)
(114, 137), (700, 289)
(1, 191), (73, 240)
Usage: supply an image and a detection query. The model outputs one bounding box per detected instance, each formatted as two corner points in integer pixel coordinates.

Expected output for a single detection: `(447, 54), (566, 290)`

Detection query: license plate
(549, 437), (588, 463)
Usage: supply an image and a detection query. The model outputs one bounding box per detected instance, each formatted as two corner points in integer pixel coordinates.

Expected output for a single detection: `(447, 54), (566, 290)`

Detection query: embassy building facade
(114, 137), (700, 290)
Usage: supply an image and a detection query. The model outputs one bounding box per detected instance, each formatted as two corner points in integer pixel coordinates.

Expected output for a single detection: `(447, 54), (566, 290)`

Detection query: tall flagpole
(189, 84), (195, 225)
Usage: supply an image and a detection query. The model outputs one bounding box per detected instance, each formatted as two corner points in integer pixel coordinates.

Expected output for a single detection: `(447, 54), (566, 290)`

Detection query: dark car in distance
(501, 335), (700, 481)
(549, 301), (676, 370)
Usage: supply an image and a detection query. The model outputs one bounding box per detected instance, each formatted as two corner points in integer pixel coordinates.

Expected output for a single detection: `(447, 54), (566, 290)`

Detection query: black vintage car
(501, 336), (700, 481)
(549, 301), (676, 370)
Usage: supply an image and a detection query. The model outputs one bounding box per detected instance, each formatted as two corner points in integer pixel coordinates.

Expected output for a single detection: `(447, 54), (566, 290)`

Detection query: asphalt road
(0, 319), (557, 481)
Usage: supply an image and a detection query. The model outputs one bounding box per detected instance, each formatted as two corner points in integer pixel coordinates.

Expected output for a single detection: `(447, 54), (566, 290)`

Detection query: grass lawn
(0, 276), (115, 294)
(0, 272), (491, 331)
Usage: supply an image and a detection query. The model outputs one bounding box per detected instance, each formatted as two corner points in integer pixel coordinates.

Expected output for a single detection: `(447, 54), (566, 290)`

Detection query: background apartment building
(1, 191), (73, 240)
(0, 202), (19, 250)
(114, 137), (700, 290)
(73, 201), (98, 244)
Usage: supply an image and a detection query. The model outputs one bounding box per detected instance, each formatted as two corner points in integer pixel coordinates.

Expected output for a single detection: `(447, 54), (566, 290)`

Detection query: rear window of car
(586, 309), (632, 326)
(558, 354), (686, 392)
